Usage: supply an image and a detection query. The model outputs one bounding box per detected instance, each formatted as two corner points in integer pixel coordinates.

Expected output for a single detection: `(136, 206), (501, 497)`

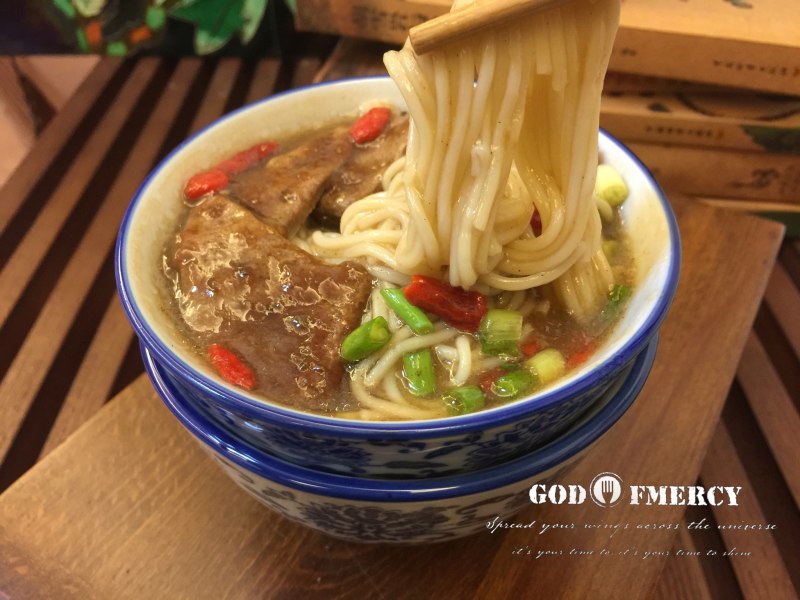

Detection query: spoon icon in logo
(590, 472), (624, 507)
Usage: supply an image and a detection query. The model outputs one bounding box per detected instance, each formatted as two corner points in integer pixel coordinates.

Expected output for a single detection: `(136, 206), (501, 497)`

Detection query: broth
(161, 109), (634, 420)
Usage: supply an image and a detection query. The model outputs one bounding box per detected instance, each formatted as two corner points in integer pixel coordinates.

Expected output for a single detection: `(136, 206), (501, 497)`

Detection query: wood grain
(0, 59), (159, 329)
(0, 59), (120, 236)
(39, 58), (260, 460)
(0, 54), (301, 478)
(1, 376), (333, 600)
(291, 57), (328, 89)
(736, 335), (800, 508)
(39, 300), (133, 458)
(778, 245), (800, 294)
(466, 197), (784, 600)
(189, 59), (242, 135)
(0, 60), (202, 464)
(764, 264), (800, 360)
(0, 195), (785, 599)
(653, 525), (714, 600)
(682, 504), (747, 600)
(0, 58), (36, 188)
(313, 39), (390, 83)
(0, 531), (97, 600)
(700, 424), (797, 599)
(14, 56), (101, 112)
(0, 47), (795, 597)
(244, 59), (281, 105)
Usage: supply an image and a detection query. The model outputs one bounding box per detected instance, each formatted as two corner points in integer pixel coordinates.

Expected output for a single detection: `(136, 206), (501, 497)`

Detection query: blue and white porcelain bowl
(116, 77), (680, 478)
(143, 338), (658, 544)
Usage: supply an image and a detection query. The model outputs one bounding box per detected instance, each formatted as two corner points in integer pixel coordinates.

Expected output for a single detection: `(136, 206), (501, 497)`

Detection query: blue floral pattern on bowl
(142, 339), (657, 543)
(158, 354), (631, 478)
(210, 452), (561, 543)
(116, 78), (680, 483)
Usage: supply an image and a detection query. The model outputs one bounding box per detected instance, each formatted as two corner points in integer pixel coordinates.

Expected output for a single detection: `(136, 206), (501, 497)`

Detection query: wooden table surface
(0, 41), (798, 599)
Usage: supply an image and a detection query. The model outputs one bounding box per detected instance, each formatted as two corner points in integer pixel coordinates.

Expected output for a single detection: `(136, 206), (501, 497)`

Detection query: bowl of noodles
(142, 336), (658, 543)
(116, 0), (679, 478)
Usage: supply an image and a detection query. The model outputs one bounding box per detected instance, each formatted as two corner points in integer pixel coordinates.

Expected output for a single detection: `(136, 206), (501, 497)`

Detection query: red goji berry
(521, 340), (541, 358)
(567, 343), (597, 369)
(216, 141), (279, 175)
(350, 107), (392, 144)
(184, 169), (229, 202)
(530, 207), (542, 237)
(479, 368), (508, 397)
(403, 275), (487, 333)
(207, 344), (256, 390)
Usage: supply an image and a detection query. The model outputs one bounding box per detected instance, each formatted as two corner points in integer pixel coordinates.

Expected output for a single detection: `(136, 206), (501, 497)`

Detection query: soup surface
(161, 107), (633, 420)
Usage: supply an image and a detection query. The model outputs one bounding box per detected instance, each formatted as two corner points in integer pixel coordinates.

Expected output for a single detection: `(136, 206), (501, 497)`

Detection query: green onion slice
(601, 284), (633, 320)
(479, 308), (523, 357)
(491, 368), (534, 400)
(340, 316), (391, 362)
(443, 386), (486, 415)
(402, 349), (436, 397)
(380, 288), (434, 334)
(525, 348), (566, 386)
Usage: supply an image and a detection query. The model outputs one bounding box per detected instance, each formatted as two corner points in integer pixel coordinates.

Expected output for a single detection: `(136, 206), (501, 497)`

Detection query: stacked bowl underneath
(143, 339), (657, 543)
(116, 78), (680, 543)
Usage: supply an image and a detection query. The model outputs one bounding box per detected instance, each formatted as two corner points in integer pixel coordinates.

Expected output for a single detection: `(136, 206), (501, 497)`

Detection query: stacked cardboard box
(295, 0), (800, 94)
(295, 0), (800, 214)
(600, 75), (800, 207)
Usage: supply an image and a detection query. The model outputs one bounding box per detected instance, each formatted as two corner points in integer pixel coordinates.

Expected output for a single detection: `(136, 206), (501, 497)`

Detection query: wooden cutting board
(0, 192), (786, 599)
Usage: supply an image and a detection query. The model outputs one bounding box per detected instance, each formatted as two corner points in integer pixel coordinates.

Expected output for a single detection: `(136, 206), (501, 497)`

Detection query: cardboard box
(628, 142), (800, 203)
(295, 0), (800, 94)
(601, 88), (800, 153)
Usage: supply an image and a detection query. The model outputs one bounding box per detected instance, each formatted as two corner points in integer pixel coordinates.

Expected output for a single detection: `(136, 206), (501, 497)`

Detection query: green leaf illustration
(240, 0), (267, 44)
(53, 0), (77, 18)
(73, 0), (107, 18)
(171, 0), (246, 54)
(741, 126), (800, 154)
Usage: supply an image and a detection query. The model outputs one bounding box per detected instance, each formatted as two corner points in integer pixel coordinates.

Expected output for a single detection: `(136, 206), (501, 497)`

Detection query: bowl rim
(115, 76), (681, 439)
(143, 337), (657, 501)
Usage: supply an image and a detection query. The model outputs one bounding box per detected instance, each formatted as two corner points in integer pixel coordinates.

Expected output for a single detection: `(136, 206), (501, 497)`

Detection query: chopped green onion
(340, 316), (391, 361)
(609, 284), (632, 304)
(380, 288), (434, 334)
(601, 284), (633, 320)
(402, 349), (436, 397)
(525, 348), (566, 386)
(479, 309), (523, 356)
(602, 239), (618, 259)
(491, 368), (534, 400)
(443, 386), (486, 415)
(595, 164), (629, 207)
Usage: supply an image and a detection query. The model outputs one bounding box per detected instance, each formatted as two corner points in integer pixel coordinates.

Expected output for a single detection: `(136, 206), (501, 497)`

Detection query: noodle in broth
(298, 0), (623, 419)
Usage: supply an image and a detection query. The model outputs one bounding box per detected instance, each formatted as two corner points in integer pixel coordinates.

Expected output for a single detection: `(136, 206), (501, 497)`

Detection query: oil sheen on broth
(161, 107), (634, 420)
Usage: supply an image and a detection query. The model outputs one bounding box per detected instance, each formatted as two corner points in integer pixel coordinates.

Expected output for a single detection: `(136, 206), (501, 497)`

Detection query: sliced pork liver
(313, 116), (409, 228)
(167, 195), (373, 412)
(229, 125), (353, 236)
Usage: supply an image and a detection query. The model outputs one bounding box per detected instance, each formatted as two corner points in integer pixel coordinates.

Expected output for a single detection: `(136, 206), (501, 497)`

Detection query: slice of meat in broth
(313, 116), (409, 228)
(167, 195), (373, 412)
(229, 125), (353, 236)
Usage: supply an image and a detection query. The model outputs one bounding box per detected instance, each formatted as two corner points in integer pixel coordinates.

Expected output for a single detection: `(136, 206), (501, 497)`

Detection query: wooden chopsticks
(409, 0), (570, 55)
